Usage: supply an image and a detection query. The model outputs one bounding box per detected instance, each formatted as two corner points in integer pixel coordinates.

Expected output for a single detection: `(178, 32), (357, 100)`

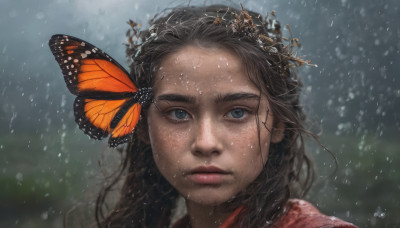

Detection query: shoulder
(272, 199), (358, 228)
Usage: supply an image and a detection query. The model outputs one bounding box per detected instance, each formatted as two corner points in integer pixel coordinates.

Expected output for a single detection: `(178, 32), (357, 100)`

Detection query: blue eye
(170, 109), (189, 120)
(227, 108), (245, 119)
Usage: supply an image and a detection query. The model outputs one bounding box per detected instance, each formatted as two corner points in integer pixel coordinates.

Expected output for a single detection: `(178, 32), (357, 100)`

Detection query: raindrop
(60, 94), (66, 108)
(373, 206), (386, 219)
(41, 211), (48, 220)
(16, 172), (23, 182)
(36, 12), (45, 20)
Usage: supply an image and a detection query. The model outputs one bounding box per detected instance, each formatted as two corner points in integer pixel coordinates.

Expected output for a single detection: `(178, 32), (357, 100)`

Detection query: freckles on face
(147, 45), (275, 206)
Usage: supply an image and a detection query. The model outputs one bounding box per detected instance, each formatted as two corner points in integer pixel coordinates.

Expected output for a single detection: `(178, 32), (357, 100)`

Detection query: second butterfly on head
(48, 34), (153, 147)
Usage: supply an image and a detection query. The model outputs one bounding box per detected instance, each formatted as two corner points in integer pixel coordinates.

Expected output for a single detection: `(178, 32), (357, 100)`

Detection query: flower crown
(126, 5), (316, 74)
(215, 4), (316, 69)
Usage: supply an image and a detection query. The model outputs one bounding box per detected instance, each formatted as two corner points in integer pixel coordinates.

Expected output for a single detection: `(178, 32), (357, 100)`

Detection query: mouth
(188, 166), (231, 184)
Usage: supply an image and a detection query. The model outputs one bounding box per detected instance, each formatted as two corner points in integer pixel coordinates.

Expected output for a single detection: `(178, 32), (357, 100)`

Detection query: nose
(191, 116), (223, 157)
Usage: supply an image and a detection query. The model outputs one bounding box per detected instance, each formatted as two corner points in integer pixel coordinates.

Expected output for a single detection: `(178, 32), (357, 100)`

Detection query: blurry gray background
(0, 0), (399, 227)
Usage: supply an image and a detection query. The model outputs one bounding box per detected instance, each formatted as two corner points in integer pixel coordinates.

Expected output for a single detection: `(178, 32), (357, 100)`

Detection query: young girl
(92, 5), (357, 228)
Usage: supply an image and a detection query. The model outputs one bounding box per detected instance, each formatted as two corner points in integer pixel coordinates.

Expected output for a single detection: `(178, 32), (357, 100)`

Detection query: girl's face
(147, 45), (282, 206)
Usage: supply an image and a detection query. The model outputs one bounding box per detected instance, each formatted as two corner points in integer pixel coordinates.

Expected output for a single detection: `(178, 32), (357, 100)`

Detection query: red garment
(172, 199), (357, 228)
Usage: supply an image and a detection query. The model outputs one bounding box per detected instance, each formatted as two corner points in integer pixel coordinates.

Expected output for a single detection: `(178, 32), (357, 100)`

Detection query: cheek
(147, 112), (168, 167)
(229, 124), (270, 182)
(147, 112), (189, 175)
(234, 124), (271, 160)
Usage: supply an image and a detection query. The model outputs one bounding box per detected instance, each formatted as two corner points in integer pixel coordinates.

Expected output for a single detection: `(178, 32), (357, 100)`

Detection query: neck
(186, 200), (231, 228)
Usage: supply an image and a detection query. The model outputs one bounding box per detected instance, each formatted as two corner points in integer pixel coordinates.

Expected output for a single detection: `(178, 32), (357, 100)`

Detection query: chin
(185, 190), (235, 206)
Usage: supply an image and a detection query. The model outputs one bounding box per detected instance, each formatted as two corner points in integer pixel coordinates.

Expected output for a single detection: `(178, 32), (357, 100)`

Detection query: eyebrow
(215, 92), (260, 103)
(155, 92), (260, 104)
(156, 94), (196, 103)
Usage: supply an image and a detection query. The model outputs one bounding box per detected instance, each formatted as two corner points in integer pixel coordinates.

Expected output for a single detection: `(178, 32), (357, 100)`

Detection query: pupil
(231, 108), (244, 118)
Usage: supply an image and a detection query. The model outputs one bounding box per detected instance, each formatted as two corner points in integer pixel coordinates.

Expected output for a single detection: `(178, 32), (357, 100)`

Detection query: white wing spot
(81, 42), (85, 46)
(81, 53), (87, 58)
(73, 59), (79, 63)
(68, 57), (72, 60)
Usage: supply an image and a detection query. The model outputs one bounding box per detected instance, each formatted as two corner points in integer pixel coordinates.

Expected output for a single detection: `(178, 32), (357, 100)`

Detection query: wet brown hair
(95, 4), (315, 227)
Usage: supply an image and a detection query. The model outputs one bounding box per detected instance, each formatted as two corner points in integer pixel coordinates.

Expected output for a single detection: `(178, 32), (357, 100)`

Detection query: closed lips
(190, 166), (230, 174)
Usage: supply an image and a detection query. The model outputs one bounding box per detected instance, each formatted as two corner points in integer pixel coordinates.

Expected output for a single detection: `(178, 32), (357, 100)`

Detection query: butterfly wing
(49, 34), (142, 146)
(74, 97), (141, 147)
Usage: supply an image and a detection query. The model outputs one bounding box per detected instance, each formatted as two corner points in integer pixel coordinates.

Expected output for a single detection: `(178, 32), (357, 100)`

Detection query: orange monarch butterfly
(49, 34), (152, 147)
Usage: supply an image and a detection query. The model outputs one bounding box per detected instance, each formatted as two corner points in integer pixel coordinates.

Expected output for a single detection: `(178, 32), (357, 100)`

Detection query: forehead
(154, 45), (258, 95)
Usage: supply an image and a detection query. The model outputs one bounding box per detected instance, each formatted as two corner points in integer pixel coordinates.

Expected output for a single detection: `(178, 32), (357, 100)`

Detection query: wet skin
(147, 45), (283, 227)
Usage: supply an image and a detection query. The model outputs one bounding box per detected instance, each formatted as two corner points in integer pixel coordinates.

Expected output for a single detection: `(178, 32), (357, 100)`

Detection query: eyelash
(163, 107), (252, 122)
(167, 108), (191, 121)
(224, 107), (251, 121)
